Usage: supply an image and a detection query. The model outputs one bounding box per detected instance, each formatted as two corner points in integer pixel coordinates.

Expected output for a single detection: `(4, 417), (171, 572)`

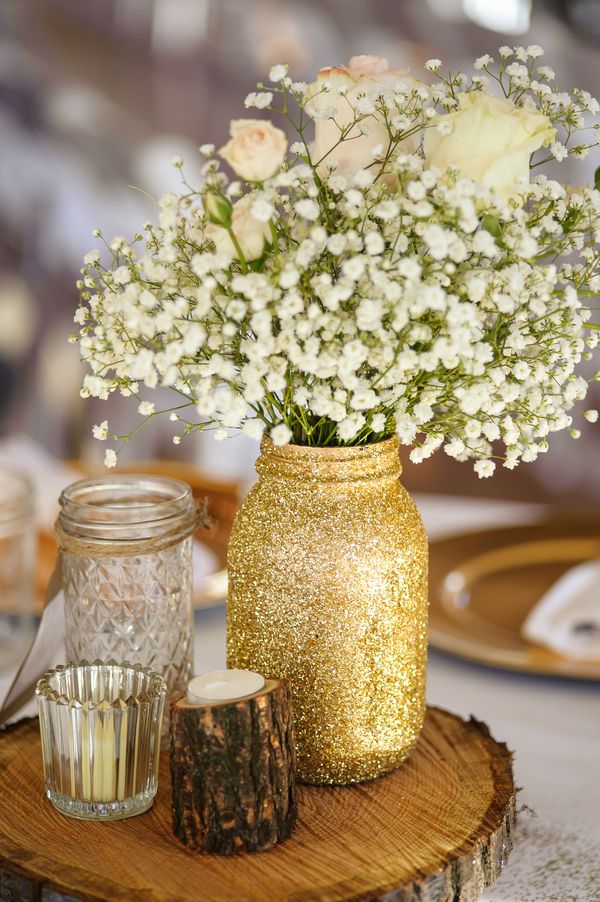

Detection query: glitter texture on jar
(227, 436), (428, 785)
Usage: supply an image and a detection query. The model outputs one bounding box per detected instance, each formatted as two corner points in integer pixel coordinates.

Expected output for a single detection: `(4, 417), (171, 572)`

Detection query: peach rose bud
(219, 119), (287, 182)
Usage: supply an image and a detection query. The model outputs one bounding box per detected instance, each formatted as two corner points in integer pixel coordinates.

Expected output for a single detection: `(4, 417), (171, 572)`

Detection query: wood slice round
(0, 707), (515, 902)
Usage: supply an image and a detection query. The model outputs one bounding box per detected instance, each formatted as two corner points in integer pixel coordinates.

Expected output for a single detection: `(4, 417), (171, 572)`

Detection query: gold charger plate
(429, 516), (600, 680)
(36, 460), (239, 613)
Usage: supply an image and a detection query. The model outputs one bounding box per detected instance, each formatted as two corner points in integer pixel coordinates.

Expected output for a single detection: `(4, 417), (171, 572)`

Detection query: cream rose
(205, 194), (270, 261)
(219, 119), (287, 182)
(305, 55), (424, 175)
(424, 92), (556, 198)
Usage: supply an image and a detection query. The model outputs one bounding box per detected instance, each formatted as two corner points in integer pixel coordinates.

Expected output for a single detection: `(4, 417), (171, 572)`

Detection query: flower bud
(204, 193), (233, 228)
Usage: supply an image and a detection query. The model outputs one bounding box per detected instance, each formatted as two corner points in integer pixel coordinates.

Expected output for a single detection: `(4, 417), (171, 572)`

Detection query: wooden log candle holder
(169, 677), (297, 855)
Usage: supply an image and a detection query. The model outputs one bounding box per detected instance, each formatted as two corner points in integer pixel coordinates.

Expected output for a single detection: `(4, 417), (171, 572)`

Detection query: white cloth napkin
(0, 590), (65, 725)
(521, 558), (600, 661)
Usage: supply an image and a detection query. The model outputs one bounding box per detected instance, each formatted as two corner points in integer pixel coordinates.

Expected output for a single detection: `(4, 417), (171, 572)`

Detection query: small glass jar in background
(57, 476), (197, 700)
(0, 466), (36, 671)
(36, 661), (166, 820)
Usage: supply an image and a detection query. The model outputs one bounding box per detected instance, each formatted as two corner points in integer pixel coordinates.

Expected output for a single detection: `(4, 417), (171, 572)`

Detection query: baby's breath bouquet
(75, 46), (600, 478)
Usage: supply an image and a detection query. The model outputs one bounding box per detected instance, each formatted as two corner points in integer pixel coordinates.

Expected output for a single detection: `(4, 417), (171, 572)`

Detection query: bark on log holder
(169, 677), (297, 855)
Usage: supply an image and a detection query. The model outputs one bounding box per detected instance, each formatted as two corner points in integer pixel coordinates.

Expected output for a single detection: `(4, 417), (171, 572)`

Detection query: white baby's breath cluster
(74, 48), (600, 476)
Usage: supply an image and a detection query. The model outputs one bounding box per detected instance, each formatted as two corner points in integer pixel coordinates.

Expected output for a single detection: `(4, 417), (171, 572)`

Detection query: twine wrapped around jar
(55, 498), (209, 558)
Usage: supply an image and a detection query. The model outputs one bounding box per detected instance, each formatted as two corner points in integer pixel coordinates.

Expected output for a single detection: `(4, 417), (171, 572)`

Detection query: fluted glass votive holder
(36, 661), (166, 821)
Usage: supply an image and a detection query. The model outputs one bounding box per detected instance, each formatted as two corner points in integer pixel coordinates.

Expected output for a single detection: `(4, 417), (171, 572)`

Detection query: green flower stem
(268, 221), (280, 260)
(225, 228), (249, 273)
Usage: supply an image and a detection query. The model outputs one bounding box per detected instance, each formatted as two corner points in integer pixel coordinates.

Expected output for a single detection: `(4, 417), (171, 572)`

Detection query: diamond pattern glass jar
(57, 476), (198, 700)
(36, 661), (166, 819)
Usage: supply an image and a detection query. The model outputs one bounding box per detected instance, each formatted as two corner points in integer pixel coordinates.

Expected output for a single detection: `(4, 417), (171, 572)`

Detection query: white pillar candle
(186, 670), (265, 704)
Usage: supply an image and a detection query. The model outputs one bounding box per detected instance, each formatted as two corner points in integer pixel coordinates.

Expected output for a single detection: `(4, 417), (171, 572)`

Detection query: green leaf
(562, 208), (581, 233)
(594, 167), (600, 191)
(248, 258), (266, 272)
(483, 214), (501, 238)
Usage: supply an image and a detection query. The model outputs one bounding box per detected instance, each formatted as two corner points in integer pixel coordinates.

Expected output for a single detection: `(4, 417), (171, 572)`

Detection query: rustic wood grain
(170, 679), (296, 854)
(0, 707), (515, 902)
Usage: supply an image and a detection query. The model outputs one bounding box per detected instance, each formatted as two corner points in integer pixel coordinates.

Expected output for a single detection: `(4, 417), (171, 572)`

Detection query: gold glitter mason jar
(227, 436), (428, 785)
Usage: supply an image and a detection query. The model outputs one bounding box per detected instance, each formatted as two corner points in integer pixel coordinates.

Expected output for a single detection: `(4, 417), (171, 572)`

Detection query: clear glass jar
(57, 476), (196, 700)
(36, 661), (166, 820)
(0, 466), (36, 671)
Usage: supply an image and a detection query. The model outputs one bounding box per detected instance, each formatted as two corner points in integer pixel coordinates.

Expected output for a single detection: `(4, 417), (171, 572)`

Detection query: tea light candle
(186, 670), (265, 704)
(36, 662), (166, 820)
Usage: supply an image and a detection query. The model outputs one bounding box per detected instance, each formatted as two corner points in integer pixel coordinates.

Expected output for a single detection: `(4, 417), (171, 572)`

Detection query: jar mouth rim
(58, 475), (197, 539)
(59, 475), (192, 512)
(260, 435), (399, 457)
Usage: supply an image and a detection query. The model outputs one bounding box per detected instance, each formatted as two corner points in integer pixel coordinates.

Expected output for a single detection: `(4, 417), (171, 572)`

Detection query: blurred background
(1, 0), (599, 501)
